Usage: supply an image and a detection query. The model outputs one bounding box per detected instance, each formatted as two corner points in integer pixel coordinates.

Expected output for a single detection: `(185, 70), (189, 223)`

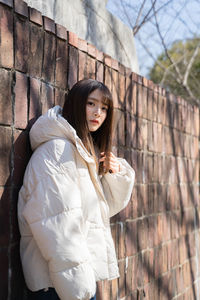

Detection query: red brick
(96, 61), (104, 82)
(154, 247), (162, 278)
(131, 72), (137, 83)
(162, 244), (168, 274)
(194, 110), (199, 137)
(137, 74), (143, 85)
(142, 76), (148, 87)
(29, 23), (43, 77)
(68, 46), (78, 89)
(137, 218), (148, 251)
(192, 137), (198, 160)
(125, 67), (132, 77)
(117, 222), (125, 259)
(96, 281), (103, 300)
(55, 88), (66, 108)
(14, 16), (29, 72)
(56, 24), (67, 40)
(148, 216), (156, 248)
(152, 91), (158, 122)
(0, 0), (13, 7)
(14, 0), (28, 17)
(182, 261), (191, 288)
(111, 278), (118, 300)
(96, 49), (104, 62)
(87, 43), (96, 58)
(163, 127), (174, 155)
(14, 72), (28, 129)
(55, 39), (68, 88)
(78, 51), (87, 80)
(111, 70), (118, 109)
(86, 56), (96, 79)
(0, 4), (13, 68)
(111, 58), (119, 71)
(177, 157), (186, 183)
(131, 80), (137, 116)
(137, 84), (147, 119)
(112, 109), (118, 147)
(0, 126), (12, 185)
(125, 74), (132, 113)
(147, 89), (153, 120)
(118, 260), (125, 298)
(118, 73), (125, 110)
(119, 63), (125, 75)
(136, 253), (143, 287)
(41, 82), (54, 114)
(116, 110), (125, 147)
(137, 118), (148, 150)
(162, 213), (171, 242)
(104, 66), (112, 91)
(142, 184), (148, 215)
(0, 69), (12, 125)
(103, 280), (111, 300)
(125, 257), (132, 295)
(137, 152), (147, 184)
(0, 249), (8, 299)
(171, 239), (179, 268)
(104, 54), (111, 67)
(125, 221), (137, 256)
(43, 16), (55, 34)
(13, 129), (30, 186)
(29, 77), (41, 121)
(29, 7), (42, 26)
(157, 215), (163, 245)
(42, 32), (56, 83)
(68, 31), (78, 48)
(142, 250), (149, 284)
(0, 187), (10, 246)
(78, 38), (87, 52)
(130, 117), (138, 148)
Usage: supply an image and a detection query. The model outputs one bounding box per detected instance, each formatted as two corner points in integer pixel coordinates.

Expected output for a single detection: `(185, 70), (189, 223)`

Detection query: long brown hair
(62, 79), (113, 173)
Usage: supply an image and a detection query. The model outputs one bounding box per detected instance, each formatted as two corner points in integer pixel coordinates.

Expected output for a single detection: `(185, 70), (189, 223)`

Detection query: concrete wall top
(24, 0), (139, 73)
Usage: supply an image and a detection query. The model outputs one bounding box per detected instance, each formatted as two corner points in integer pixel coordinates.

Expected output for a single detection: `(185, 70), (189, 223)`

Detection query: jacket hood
(29, 106), (94, 163)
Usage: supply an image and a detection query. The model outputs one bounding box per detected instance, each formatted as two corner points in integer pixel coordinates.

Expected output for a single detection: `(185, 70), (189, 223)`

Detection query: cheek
(102, 112), (107, 123)
(86, 106), (92, 118)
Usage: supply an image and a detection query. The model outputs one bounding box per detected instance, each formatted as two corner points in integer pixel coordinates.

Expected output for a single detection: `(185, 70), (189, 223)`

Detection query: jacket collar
(30, 106), (95, 165)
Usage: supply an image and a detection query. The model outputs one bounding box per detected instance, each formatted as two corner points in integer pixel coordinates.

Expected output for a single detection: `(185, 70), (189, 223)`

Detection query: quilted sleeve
(101, 158), (135, 217)
(22, 162), (96, 300)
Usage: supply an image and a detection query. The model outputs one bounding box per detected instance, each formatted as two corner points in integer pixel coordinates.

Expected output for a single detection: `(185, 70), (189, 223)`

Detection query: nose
(94, 107), (101, 116)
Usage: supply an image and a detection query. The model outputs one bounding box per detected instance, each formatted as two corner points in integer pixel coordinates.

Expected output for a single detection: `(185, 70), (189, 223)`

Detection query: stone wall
(23, 0), (139, 73)
(0, 0), (199, 299)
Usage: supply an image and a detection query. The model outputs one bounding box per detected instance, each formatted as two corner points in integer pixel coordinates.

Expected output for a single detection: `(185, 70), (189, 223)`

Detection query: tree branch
(183, 40), (200, 86)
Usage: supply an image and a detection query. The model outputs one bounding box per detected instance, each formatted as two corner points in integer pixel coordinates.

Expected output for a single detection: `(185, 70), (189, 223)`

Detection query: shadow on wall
(0, 125), (32, 299)
(117, 78), (199, 299)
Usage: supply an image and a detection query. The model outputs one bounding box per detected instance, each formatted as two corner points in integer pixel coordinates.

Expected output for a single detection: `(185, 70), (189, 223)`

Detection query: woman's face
(86, 89), (108, 132)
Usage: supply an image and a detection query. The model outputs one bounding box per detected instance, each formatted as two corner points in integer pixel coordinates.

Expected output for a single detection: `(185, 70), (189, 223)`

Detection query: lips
(90, 120), (99, 124)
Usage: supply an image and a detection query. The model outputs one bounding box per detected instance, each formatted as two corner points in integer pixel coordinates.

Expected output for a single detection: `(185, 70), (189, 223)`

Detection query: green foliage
(149, 38), (200, 104)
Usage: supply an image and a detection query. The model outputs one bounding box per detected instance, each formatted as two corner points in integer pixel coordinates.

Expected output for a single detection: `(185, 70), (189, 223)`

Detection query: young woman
(18, 79), (135, 300)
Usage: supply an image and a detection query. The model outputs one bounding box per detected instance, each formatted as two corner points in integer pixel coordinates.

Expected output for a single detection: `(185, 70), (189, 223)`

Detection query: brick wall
(0, 0), (199, 299)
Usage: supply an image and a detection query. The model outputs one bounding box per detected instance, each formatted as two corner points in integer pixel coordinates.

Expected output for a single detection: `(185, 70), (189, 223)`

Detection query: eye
(87, 101), (95, 106)
(102, 106), (108, 111)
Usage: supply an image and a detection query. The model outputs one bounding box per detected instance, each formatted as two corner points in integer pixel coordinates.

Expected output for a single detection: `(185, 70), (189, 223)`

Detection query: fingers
(99, 152), (120, 173)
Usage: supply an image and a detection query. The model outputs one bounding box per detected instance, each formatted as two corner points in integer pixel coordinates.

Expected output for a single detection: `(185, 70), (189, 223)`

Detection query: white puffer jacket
(18, 106), (135, 300)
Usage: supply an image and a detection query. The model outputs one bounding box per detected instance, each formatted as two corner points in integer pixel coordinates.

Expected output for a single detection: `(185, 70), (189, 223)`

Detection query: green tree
(149, 38), (200, 106)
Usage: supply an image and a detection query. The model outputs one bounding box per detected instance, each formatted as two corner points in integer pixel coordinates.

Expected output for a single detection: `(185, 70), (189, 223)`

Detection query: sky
(106, 0), (200, 77)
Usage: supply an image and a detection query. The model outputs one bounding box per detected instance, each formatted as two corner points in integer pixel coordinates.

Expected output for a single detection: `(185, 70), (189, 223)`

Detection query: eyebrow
(88, 97), (109, 106)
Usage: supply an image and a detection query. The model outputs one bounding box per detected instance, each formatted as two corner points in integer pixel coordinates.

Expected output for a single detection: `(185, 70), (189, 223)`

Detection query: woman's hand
(99, 152), (120, 173)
